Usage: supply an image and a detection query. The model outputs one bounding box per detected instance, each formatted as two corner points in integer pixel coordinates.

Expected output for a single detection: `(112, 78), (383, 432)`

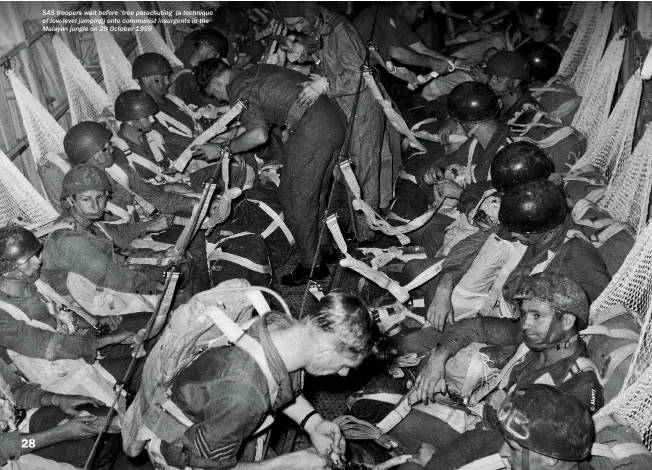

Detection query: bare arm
(229, 127), (269, 154)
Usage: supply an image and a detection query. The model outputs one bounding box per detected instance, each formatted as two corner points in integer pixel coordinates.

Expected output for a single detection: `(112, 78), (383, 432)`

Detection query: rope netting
(126, 2), (184, 69)
(94, 25), (139, 101)
(570, 71), (642, 179)
(0, 149), (58, 227)
(6, 70), (66, 164)
(51, 36), (113, 125)
(571, 34), (626, 148)
(598, 125), (652, 234)
(562, 1), (586, 29)
(556, 2), (614, 96)
(596, 361), (652, 448)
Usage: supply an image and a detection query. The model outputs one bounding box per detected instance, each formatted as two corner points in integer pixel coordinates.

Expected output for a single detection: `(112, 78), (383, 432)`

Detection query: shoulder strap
(564, 356), (602, 384)
(466, 139), (479, 184)
(203, 306), (279, 405)
(0, 298), (56, 332)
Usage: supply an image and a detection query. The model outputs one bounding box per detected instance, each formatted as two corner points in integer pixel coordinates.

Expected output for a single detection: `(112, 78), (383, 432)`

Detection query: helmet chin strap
(539, 328), (579, 351)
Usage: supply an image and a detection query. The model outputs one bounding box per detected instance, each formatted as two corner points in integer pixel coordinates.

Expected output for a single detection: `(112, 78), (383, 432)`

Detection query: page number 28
(21, 439), (35, 448)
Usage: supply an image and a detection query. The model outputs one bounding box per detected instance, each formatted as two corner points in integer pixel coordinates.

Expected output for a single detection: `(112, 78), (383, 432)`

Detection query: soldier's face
(305, 340), (363, 377)
(141, 74), (170, 97)
(205, 75), (228, 102)
(5, 254), (42, 283)
(401, 2), (427, 25)
(519, 300), (565, 351)
(72, 190), (107, 221)
(489, 75), (515, 96)
(285, 17), (315, 34)
(90, 142), (114, 170)
(134, 116), (155, 133)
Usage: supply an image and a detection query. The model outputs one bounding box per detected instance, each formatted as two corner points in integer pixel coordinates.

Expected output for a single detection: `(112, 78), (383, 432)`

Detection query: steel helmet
(132, 52), (173, 79)
(0, 226), (42, 274)
(114, 90), (159, 122)
(490, 141), (553, 191)
(519, 3), (560, 27)
(498, 384), (593, 461)
(447, 82), (500, 124)
(513, 272), (589, 329)
(518, 42), (561, 82)
(499, 179), (567, 234)
(485, 51), (532, 81)
(61, 164), (112, 199)
(63, 121), (112, 165)
(193, 28), (228, 57)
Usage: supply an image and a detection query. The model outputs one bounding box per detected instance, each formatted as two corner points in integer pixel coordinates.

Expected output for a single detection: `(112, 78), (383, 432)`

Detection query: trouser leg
(278, 106), (345, 267)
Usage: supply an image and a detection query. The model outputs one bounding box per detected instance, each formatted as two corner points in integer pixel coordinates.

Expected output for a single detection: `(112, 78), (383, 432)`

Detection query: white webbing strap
(105, 166), (159, 216)
(208, 251), (271, 274)
(202, 306), (279, 404)
(456, 453), (504, 470)
(146, 131), (167, 164)
(127, 257), (174, 267)
(361, 70), (426, 152)
(173, 101), (245, 172)
(402, 260), (444, 292)
(581, 325), (640, 341)
(156, 111), (193, 138)
(339, 160), (438, 245)
(375, 389), (417, 434)
(510, 126), (580, 149)
(126, 152), (163, 177)
(591, 442), (651, 460)
(246, 199), (295, 246)
(326, 215), (411, 303)
(34, 280), (99, 328)
(106, 202), (131, 222)
(466, 139), (478, 184)
(43, 152), (71, 173)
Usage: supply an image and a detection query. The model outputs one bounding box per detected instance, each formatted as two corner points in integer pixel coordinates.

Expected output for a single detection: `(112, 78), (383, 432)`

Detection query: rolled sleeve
(0, 310), (97, 363)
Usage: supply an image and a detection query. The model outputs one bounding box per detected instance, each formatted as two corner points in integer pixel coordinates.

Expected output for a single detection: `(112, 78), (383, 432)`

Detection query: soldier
(40, 165), (168, 317)
(194, 60), (346, 286)
(496, 385), (593, 470)
(170, 28), (229, 107)
(276, 1), (397, 241)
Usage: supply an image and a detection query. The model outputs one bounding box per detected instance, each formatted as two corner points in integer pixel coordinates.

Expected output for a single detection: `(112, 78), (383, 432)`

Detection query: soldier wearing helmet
(498, 385), (594, 470)
(389, 272), (602, 470)
(112, 89), (179, 181)
(417, 179), (610, 337)
(170, 29), (228, 108)
(40, 165), (169, 317)
(422, 82), (512, 192)
(62, 122), (210, 292)
(519, 4), (560, 44)
(132, 52), (214, 156)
